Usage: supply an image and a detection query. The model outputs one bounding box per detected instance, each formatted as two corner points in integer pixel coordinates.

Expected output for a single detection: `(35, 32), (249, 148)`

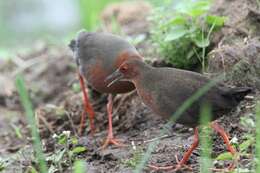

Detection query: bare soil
(0, 0), (259, 173)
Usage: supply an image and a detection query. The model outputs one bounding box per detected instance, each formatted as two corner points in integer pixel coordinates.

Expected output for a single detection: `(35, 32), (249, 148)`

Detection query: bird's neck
(131, 66), (153, 87)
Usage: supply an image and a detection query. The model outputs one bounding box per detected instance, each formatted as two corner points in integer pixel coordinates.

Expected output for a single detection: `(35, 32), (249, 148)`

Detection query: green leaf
(0, 160), (6, 172)
(189, 9), (207, 17)
(26, 166), (38, 173)
(165, 25), (189, 41)
(160, 16), (187, 30)
(206, 15), (226, 26)
(11, 124), (23, 139)
(215, 152), (234, 161)
(71, 146), (87, 154)
(187, 50), (195, 60)
(193, 36), (210, 48)
(72, 83), (81, 93)
(175, 0), (211, 17)
(169, 16), (187, 25)
(58, 134), (67, 145)
(239, 137), (254, 152)
(71, 136), (78, 145)
(174, 1), (191, 14)
(73, 160), (86, 173)
(191, 1), (211, 16)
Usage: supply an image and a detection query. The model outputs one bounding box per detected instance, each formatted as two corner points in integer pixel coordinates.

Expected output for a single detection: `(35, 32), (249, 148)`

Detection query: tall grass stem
(199, 104), (213, 173)
(15, 74), (47, 173)
(255, 101), (260, 172)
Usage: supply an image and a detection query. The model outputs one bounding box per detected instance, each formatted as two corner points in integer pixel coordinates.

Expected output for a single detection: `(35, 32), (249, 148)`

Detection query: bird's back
(76, 32), (139, 70)
(138, 67), (251, 127)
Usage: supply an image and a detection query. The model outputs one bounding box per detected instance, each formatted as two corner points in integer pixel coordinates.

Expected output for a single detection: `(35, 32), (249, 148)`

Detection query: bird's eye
(121, 66), (128, 72)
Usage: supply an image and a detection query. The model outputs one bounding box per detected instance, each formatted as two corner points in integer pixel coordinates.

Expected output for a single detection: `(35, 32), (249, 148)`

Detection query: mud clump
(101, 1), (152, 36)
(208, 0), (260, 89)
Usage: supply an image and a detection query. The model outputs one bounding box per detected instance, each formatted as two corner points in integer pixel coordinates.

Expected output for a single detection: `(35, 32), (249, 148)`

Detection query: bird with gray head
(69, 30), (143, 148)
(106, 59), (252, 171)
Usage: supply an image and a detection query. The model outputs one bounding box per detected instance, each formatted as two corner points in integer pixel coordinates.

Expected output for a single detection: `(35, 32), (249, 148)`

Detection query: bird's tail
(68, 29), (88, 53)
(228, 87), (252, 102)
(68, 39), (76, 52)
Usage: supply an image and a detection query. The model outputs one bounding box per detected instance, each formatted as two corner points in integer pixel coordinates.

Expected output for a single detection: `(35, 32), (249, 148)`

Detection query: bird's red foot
(101, 136), (126, 149)
(148, 128), (199, 172)
(148, 155), (192, 172)
(173, 155), (193, 171)
(210, 162), (235, 172)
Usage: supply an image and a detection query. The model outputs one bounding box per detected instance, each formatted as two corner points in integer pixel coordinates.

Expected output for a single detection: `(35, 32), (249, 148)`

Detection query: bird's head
(105, 60), (148, 87)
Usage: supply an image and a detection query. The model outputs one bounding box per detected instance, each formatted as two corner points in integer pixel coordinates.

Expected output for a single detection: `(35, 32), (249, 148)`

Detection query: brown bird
(106, 59), (251, 171)
(69, 31), (142, 148)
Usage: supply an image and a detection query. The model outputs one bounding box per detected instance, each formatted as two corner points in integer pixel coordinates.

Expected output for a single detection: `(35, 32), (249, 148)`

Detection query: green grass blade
(73, 160), (86, 173)
(15, 74), (47, 173)
(256, 101), (260, 172)
(257, 0), (260, 8)
(134, 75), (224, 173)
(11, 123), (23, 139)
(199, 104), (212, 173)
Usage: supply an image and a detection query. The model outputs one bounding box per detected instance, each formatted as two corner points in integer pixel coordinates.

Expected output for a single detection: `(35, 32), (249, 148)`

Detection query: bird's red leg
(210, 122), (236, 154)
(210, 122), (236, 171)
(101, 94), (126, 149)
(149, 127), (199, 171)
(78, 72), (95, 136)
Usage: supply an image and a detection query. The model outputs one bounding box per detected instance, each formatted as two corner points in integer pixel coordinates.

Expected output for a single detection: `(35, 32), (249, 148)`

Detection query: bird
(69, 31), (143, 148)
(106, 59), (252, 171)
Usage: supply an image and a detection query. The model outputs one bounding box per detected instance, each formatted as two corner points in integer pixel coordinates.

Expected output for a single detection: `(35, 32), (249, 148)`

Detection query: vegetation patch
(150, 0), (226, 71)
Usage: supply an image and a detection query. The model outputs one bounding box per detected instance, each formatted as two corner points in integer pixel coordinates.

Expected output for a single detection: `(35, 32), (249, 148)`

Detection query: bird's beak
(105, 69), (124, 87)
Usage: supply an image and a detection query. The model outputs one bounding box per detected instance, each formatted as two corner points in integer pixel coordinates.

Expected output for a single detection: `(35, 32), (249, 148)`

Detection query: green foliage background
(78, 0), (120, 31)
(150, 0), (225, 70)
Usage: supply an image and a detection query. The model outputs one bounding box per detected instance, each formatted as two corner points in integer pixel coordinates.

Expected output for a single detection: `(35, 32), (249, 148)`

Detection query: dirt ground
(0, 0), (259, 173)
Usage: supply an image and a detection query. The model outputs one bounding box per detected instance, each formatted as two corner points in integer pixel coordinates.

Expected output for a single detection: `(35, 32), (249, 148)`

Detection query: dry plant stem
(210, 166), (235, 173)
(148, 156), (193, 171)
(101, 94), (126, 149)
(143, 134), (175, 144)
(78, 72), (95, 136)
(112, 90), (136, 115)
(11, 55), (45, 76)
(36, 109), (55, 134)
(66, 112), (78, 137)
